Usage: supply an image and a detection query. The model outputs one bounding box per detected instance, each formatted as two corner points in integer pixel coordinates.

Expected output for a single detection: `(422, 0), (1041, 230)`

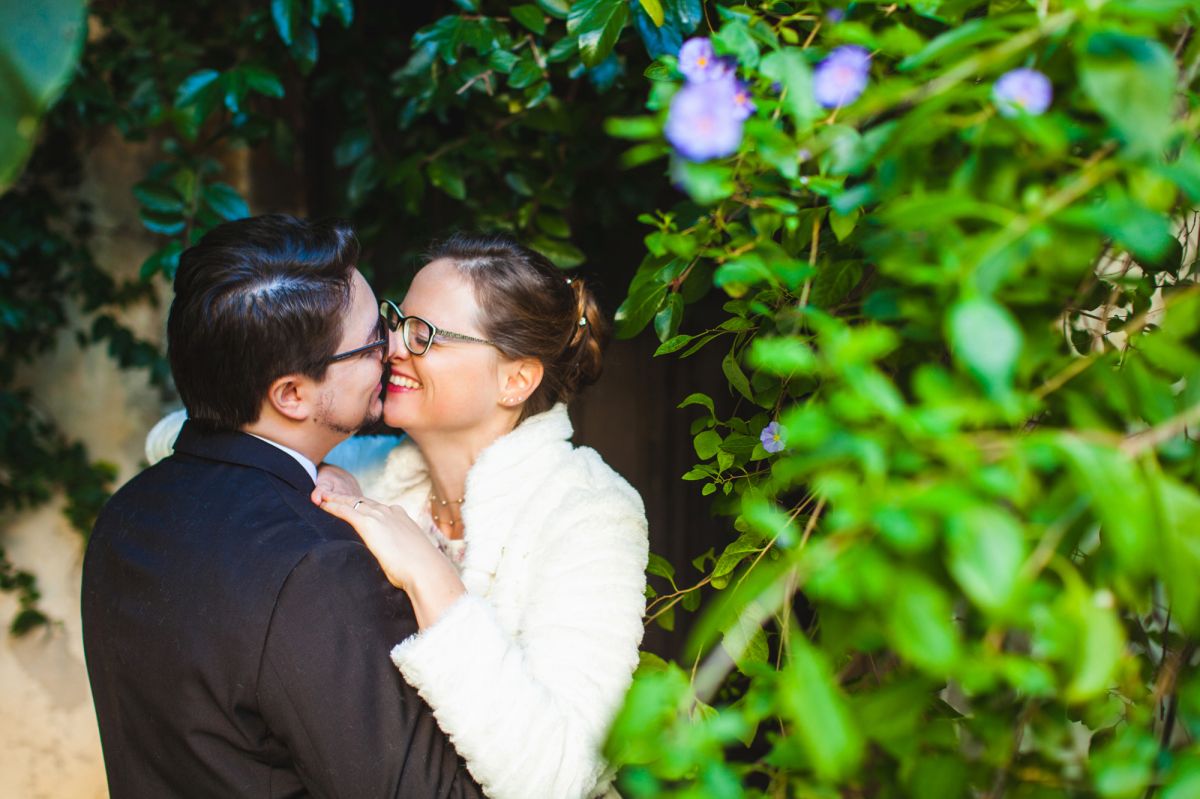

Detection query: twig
(1121, 402), (1200, 457)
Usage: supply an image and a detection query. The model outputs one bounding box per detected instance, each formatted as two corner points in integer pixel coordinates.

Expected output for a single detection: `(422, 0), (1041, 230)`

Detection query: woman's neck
(412, 413), (519, 536)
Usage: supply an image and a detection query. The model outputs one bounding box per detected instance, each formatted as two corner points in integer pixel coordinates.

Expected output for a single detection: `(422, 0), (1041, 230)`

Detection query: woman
(151, 234), (649, 798)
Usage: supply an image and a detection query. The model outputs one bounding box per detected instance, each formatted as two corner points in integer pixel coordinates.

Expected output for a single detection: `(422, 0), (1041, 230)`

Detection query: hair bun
(562, 277), (607, 394)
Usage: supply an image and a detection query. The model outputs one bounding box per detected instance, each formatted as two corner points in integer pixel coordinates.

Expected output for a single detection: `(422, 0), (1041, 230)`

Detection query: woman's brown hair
(426, 233), (608, 422)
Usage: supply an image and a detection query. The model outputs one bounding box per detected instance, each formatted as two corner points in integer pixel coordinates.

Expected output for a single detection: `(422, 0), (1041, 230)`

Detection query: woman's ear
(500, 358), (544, 405)
(263, 374), (313, 422)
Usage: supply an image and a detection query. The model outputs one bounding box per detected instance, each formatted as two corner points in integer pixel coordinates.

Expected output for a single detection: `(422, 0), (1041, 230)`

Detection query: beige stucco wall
(0, 129), (174, 799)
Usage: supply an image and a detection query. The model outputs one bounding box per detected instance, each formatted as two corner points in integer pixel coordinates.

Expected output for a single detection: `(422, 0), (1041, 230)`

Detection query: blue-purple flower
(813, 45), (871, 109)
(678, 37), (733, 83)
(731, 80), (756, 121)
(760, 421), (786, 454)
(666, 77), (746, 161)
(993, 68), (1052, 118)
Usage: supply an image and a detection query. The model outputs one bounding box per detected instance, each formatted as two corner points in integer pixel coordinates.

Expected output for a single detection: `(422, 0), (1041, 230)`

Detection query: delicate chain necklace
(429, 491), (466, 528)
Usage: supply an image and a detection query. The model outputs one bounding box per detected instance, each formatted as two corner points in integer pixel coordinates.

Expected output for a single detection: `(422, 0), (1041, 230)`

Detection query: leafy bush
(600, 1), (1200, 797)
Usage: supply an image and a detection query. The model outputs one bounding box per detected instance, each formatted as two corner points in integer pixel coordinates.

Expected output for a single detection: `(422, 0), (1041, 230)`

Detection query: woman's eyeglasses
(380, 299), (497, 357)
(325, 299), (497, 364)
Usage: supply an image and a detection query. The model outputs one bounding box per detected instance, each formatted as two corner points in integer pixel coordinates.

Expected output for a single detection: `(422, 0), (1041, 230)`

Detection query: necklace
(429, 491), (466, 528)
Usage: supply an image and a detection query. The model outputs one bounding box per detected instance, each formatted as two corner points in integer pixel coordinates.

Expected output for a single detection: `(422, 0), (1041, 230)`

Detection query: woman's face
(383, 258), (510, 435)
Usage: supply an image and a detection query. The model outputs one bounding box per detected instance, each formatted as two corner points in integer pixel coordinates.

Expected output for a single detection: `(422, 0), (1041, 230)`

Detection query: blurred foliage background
(7, 0), (1200, 796)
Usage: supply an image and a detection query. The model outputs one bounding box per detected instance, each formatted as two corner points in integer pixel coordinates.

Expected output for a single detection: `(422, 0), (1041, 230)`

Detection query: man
(81, 215), (484, 798)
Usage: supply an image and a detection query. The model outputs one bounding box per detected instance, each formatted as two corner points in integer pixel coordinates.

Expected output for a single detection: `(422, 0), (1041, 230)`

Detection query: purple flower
(825, 8), (846, 23)
(666, 78), (745, 161)
(678, 37), (734, 83)
(993, 68), (1052, 118)
(760, 421), (786, 453)
(813, 45), (871, 108)
(731, 80), (755, 121)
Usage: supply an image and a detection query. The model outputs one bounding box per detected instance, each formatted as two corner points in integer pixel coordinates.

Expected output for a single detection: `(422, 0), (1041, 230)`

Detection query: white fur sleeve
(390, 497), (649, 799)
(145, 408), (187, 464)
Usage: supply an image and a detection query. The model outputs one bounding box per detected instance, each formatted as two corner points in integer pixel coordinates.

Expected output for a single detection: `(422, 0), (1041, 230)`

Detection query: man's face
(313, 269), (390, 436)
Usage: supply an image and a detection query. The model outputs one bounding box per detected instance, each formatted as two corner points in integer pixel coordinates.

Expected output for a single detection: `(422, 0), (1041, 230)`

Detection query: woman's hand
(315, 463), (362, 497)
(311, 488), (465, 628)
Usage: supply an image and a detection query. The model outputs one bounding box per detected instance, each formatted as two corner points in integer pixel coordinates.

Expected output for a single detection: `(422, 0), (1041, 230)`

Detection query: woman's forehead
(402, 258), (480, 326)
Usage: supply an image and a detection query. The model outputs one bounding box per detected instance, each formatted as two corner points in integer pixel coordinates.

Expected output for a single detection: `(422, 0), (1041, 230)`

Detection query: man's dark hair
(167, 214), (359, 431)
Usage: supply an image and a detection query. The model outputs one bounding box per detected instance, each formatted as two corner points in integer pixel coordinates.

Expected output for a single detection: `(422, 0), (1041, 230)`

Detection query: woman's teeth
(389, 374), (422, 390)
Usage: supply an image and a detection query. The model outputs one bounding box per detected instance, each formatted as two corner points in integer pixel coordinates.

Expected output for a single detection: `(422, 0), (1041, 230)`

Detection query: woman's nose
(388, 328), (410, 361)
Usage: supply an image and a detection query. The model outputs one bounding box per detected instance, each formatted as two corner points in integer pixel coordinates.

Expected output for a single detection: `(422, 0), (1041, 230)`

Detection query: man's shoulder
(95, 451), (358, 556)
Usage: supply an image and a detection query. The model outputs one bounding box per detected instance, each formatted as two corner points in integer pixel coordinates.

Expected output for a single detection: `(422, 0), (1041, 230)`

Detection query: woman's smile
(387, 369), (423, 393)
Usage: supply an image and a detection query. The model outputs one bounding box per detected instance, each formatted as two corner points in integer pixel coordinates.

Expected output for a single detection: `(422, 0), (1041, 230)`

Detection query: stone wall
(0, 129), (172, 799)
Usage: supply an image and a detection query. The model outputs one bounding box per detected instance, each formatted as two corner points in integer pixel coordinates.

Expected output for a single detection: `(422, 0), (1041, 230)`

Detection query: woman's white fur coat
(356, 404), (649, 799)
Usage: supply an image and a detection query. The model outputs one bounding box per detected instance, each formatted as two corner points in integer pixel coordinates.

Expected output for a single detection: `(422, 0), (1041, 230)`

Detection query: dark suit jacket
(82, 422), (484, 799)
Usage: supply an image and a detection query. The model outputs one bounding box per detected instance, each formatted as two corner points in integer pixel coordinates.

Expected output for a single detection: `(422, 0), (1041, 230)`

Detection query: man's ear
(263, 374), (314, 422)
(500, 358), (544, 404)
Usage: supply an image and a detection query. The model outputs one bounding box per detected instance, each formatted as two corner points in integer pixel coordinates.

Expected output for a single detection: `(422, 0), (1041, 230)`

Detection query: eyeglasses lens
(402, 317), (434, 355)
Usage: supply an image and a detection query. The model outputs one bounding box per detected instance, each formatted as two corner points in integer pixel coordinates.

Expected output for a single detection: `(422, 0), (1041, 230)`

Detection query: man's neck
(242, 418), (342, 466)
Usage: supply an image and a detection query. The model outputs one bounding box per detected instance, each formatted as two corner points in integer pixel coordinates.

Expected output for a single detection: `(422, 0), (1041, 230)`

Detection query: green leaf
(779, 636), (866, 781)
(567, 0), (629, 67)
(511, 4), (547, 35)
(747, 337), (818, 376)
(713, 20), (759, 69)
(694, 429), (722, 460)
(887, 572), (961, 674)
(174, 69), (222, 109)
(604, 116), (660, 140)
(536, 0), (571, 19)
(427, 159), (466, 200)
(760, 49), (820, 130)
(271, 0), (297, 46)
(673, 159), (736, 204)
(721, 611), (767, 675)
(829, 208), (859, 241)
(139, 241), (184, 282)
(654, 292), (682, 342)
(241, 66), (285, 99)
(678, 392), (715, 418)
(528, 236), (586, 268)
(1058, 195), (1176, 265)
(639, 0), (665, 27)
(203, 183), (249, 220)
(614, 280), (668, 338)
(1056, 437), (1154, 574)
(722, 351), (754, 403)
(508, 58), (543, 89)
(1079, 33), (1177, 157)
(810, 260), (863, 308)
(1091, 726), (1157, 798)
(1154, 476), (1200, 633)
(646, 552), (675, 582)
(133, 182), (185, 214)
(140, 210), (186, 236)
(948, 297), (1022, 397)
(655, 334), (694, 356)
(946, 506), (1025, 614)
(0, 0), (86, 191)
